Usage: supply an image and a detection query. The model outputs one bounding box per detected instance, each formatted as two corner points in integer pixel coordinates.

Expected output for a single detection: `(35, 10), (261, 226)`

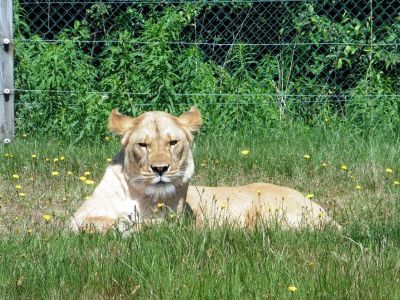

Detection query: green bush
(15, 34), (102, 140)
(13, 1), (400, 140)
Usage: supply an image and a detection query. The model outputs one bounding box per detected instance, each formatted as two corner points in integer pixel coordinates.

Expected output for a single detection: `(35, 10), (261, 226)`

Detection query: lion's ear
(178, 106), (202, 133)
(108, 109), (136, 135)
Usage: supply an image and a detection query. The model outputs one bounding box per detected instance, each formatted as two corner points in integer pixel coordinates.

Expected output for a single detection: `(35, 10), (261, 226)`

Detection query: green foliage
(15, 34), (104, 140)
(13, 1), (400, 140)
(346, 71), (400, 132)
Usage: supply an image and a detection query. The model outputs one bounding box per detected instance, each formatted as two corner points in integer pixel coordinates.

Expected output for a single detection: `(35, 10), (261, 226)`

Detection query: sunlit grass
(0, 127), (399, 298)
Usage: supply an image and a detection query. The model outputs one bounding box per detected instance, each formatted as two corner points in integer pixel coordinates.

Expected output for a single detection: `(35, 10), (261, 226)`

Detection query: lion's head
(108, 107), (202, 201)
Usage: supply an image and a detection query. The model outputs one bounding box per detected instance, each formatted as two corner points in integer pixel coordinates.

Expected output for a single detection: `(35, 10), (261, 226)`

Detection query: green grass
(0, 127), (400, 299)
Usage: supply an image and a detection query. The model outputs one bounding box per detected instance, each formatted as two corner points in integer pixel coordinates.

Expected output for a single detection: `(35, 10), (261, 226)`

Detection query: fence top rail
(20, 0), (317, 4)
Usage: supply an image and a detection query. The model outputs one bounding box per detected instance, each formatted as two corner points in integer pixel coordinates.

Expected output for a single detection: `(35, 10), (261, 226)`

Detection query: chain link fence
(11, 0), (400, 137)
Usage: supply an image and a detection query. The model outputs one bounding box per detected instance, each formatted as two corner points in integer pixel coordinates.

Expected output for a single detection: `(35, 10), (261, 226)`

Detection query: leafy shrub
(13, 1), (400, 140)
(346, 71), (400, 132)
(15, 34), (102, 140)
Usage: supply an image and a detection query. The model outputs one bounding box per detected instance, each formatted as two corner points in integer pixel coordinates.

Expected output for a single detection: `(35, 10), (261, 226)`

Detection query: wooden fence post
(0, 0), (14, 143)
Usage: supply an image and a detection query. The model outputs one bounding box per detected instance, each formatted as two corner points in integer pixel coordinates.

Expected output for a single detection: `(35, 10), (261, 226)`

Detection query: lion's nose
(151, 165), (170, 176)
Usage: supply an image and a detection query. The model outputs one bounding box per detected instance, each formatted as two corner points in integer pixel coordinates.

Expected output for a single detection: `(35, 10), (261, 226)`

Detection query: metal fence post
(0, 0), (14, 143)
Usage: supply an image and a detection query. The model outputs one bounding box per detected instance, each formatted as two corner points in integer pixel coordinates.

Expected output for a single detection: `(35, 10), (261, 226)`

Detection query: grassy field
(0, 127), (400, 299)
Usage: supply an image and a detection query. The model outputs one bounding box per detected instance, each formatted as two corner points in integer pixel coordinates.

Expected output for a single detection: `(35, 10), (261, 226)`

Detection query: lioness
(70, 107), (338, 232)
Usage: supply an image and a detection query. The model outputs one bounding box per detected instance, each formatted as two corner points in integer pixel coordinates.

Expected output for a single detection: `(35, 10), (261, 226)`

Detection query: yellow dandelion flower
(15, 185), (22, 189)
(220, 203), (227, 209)
(67, 171), (73, 176)
(84, 179), (95, 185)
(393, 180), (400, 186)
(79, 176), (87, 182)
(27, 228), (33, 235)
(29, 177), (34, 181)
(305, 193), (315, 199)
(42, 214), (52, 223)
(18, 192), (26, 197)
(355, 184), (362, 190)
(157, 203), (165, 208)
(341, 165), (348, 171)
(386, 168), (393, 174)
(321, 162), (328, 168)
(241, 149), (250, 155)
(256, 189), (261, 196)
(51, 171), (59, 176)
(60, 156), (65, 161)
(318, 211), (326, 218)
(53, 158), (59, 162)
(107, 158), (112, 163)
(288, 286), (298, 292)
(31, 154), (37, 158)
(303, 154), (311, 160)
(12, 174), (19, 179)
(84, 171), (91, 176)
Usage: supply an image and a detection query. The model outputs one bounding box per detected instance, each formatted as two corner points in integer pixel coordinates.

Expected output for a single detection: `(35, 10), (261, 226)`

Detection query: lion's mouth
(145, 178), (176, 200)
(152, 176), (172, 185)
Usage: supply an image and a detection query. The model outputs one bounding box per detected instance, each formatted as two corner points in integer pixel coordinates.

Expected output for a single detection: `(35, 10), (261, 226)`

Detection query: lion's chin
(144, 182), (176, 200)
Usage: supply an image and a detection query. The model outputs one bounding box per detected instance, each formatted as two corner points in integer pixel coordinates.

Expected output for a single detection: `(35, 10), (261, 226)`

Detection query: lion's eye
(138, 143), (147, 148)
(169, 140), (178, 146)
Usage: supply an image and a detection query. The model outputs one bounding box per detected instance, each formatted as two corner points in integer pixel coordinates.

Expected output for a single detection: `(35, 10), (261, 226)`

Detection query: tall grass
(0, 127), (399, 298)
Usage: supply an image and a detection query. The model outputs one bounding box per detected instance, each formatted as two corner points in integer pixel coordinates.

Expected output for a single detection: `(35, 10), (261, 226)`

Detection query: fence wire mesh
(10, 0), (400, 136)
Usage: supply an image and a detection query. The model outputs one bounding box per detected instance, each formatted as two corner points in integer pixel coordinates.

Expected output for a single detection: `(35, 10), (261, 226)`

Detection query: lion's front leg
(78, 216), (117, 233)
(70, 211), (142, 234)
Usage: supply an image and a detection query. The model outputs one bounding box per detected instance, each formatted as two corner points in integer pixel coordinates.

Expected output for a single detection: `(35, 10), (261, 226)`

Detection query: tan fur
(186, 184), (340, 229)
(70, 108), (339, 233)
